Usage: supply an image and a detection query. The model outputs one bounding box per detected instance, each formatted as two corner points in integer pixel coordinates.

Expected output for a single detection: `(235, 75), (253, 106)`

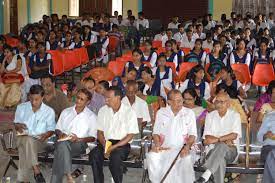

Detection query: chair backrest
(63, 50), (81, 71)
(181, 47), (191, 55)
(152, 40), (162, 48)
(177, 62), (198, 81)
(165, 62), (176, 74)
(4, 35), (19, 47)
(116, 57), (129, 62)
(108, 36), (120, 52)
(83, 40), (91, 47)
(156, 47), (166, 54)
(74, 47), (89, 65)
(83, 67), (115, 82)
(143, 62), (152, 68)
(47, 50), (64, 76)
(252, 64), (275, 86)
(107, 61), (126, 76)
(231, 63), (251, 85)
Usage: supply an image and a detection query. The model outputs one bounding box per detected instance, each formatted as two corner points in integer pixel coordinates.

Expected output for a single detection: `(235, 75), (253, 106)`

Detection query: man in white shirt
(51, 89), (97, 183)
(136, 12), (149, 31)
(180, 29), (195, 49)
(146, 89), (197, 183)
(122, 80), (151, 133)
(195, 93), (242, 183)
(154, 29), (168, 47)
(267, 12), (274, 29)
(168, 16), (180, 29)
(194, 24), (206, 40)
(202, 33), (213, 51)
(90, 86), (139, 183)
(173, 24), (186, 43)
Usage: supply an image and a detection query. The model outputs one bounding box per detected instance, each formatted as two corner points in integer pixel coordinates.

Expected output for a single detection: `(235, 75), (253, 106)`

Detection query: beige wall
(213, 0), (233, 21)
(30, 0), (49, 23)
(52, 0), (69, 16)
(18, 0), (28, 32)
(3, 0), (10, 33)
(123, 0), (138, 18)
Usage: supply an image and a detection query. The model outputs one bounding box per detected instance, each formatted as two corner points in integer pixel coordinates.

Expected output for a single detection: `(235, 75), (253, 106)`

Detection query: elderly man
(51, 88), (97, 183)
(195, 93), (242, 183)
(257, 111), (275, 183)
(146, 89), (197, 183)
(14, 85), (55, 183)
(41, 75), (71, 121)
(82, 77), (105, 114)
(122, 80), (151, 132)
(89, 86), (139, 183)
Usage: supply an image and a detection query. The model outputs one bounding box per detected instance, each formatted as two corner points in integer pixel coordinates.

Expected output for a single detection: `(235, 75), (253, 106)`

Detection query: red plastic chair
(4, 35), (19, 47)
(84, 67), (115, 82)
(156, 47), (166, 54)
(252, 64), (275, 86)
(177, 62), (198, 82)
(181, 47), (191, 55)
(74, 47), (89, 65)
(204, 48), (211, 54)
(83, 41), (91, 47)
(47, 50), (64, 76)
(63, 50), (81, 71)
(116, 57), (129, 62)
(108, 61), (126, 76)
(108, 36), (120, 53)
(165, 62), (177, 75)
(231, 64), (251, 84)
(143, 62), (152, 68)
(152, 40), (162, 48)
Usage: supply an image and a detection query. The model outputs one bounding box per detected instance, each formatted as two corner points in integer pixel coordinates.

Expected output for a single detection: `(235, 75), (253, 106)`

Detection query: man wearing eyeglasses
(146, 89), (197, 182)
(195, 93), (242, 183)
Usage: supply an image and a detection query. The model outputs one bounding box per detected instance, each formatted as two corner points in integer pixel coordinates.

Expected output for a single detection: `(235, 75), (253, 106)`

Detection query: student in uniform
(173, 24), (185, 43)
(136, 11), (149, 31)
(161, 40), (178, 70)
(180, 29), (195, 49)
(82, 25), (96, 45)
(141, 40), (158, 68)
(72, 29), (85, 49)
(46, 30), (59, 50)
(243, 27), (257, 50)
(205, 41), (227, 81)
(152, 54), (174, 98)
(219, 34), (233, 56)
(141, 67), (157, 96)
(167, 16), (180, 29)
(122, 48), (145, 80)
(194, 24), (206, 39)
(253, 37), (274, 69)
(185, 39), (207, 64)
(36, 31), (45, 43)
(229, 38), (251, 67)
(153, 28), (168, 48)
(179, 64), (211, 100)
(171, 39), (184, 70)
(94, 28), (109, 64)
(202, 33), (214, 51)
(59, 31), (74, 49)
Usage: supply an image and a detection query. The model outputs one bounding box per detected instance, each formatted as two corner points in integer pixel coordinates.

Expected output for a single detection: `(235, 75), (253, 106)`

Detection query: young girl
(161, 40), (178, 69)
(141, 67), (156, 95)
(229, 38), (251, 67)
(253, 37), (274, 68)
(171, 39), (184, 71)
(141, 40), (158, 68)
(179, 64), (210, 100)
(205, 41), (226, 81)
(112, 76), (126, 97)
(122, 48), (145, 80)
(72, 29), (85, 49)
(82, 25), (96, 44)
(59, 31), (74, 49)
(46, 30), (59, 50)
(152, 54), (174, 98)
(184, 39), (207, 64)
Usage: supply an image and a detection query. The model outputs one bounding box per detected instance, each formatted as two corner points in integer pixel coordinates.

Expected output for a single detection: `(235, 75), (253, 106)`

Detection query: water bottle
(81, 174), (87, 182)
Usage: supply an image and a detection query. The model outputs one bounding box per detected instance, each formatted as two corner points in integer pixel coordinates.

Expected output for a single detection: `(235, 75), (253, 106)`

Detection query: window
(112, 0), (122, 15)
(69, 0), (79, 17)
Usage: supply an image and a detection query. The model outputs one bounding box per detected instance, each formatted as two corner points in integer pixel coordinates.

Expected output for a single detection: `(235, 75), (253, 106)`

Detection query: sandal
(71, 168), (83, 178)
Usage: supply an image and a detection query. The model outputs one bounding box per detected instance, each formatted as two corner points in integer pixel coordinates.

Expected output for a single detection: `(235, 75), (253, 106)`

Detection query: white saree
(146, 106), (197, 183)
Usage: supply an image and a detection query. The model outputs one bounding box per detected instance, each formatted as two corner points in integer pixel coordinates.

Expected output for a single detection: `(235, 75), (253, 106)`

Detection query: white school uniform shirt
(167, 22), (180, 29)
(143, 51), (158, 67)
(267, 18), (274, 28)
(202, 40), (213, 51)
(205, 53), (228, 66)
(55, 106), (97, 138)
(121, 96), (151, 122)
(154, 34), (168, 47)
(97, 103), (139, 140)
(75, 19), (94, 27)
(180, 37), (195, 49)
(153, 106), (197, 148)
(229, 51), (251, 66)
(179, 79), (211, 100)
(173, 32), (186, 43)
(193, 32), (206, 40)
(136, 18), (149, 30)
(203, 109), (242, 156)
(152, 67), (173, 98)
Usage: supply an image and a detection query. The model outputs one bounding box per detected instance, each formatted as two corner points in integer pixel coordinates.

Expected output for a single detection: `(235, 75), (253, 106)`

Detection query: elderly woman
(0, 45), (28, 108)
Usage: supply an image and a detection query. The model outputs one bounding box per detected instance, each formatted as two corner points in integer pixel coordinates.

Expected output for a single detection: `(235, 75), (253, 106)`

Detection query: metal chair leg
(3, 158), (18, 177)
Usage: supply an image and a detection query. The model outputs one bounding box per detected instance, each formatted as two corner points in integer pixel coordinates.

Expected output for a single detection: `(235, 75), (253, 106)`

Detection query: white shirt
(180, 37), (195, 49)
(153, 106), (197, 148)
(122, 96), (151, 122)
(143, 52), (158, 67)
(202, 40), (213, 51)
(193, 32), (206, 40)
(229, 51), (251, 66)
(154, 34), (168, 47)
(97, 103), (139, 140)
(203, 109), (242, 154)
(56, 106), (97, 138)
(179, 79), (211, 100)
(267, 18), (274, 28)
(136, 18), (149, 30)
(168, 22), (180, 29)
(173, 32), (186, 43)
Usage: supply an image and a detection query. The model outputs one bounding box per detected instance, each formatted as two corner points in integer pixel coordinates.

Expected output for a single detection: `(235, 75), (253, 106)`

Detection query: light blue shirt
(257, 111), (275, 146)
(14, 102), (56, 136)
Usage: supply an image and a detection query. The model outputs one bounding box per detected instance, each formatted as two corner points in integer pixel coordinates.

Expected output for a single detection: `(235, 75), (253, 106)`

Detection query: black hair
(126, 80), (137, 87)
(112, 24), (118, 29)
(67, 82), (77, 92)
(141, 66), (153, 78)
(128, 67), (138, 74)
(37, 42), (46, 48)
(182, 88), (201, 106)
(3, 44), (13, 52)
(98, 80), (110, 90)
(220, 66), (236, 80)
(178, 23), (184, 29)
(29, 84), (45, 96)
(165, 40), (173, 47)
(188, 65), (204, 81)
(236, 38), (246, 46)
(83, 76), (96, 85)
(77, 88), (92, 101)
(137, 81), (145, 93)
(132, 48), (143, 55)
(157, 53), (167, 61)
(108, 86), (123, 99)
(216, 83), (228, 94)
